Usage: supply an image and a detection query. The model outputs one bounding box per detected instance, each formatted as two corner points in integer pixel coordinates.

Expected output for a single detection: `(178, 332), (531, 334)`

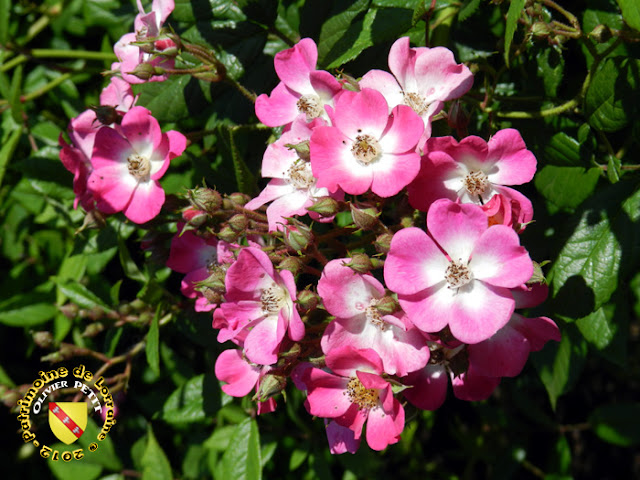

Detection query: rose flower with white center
(87, 106), (186, 224)
(407, 129), (537, 229)
(384, 199), (533, 344)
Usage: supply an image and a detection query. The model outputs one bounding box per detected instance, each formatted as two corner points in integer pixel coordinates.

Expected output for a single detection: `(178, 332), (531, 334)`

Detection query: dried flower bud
(531, 22), (552, 38)
(307, 196), (340, 217)
(350, 204), (380, 231)
(128, 63), (159, 81)
(447, 100), (469, 133)
(76, 209), (106, 234)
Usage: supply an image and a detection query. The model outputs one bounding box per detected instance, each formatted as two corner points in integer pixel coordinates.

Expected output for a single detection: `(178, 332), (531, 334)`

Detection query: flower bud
(254, 373), (287, 402)
(282, 222), (314, 252)
(188, 188), (222, 213)
(296, 289), (320, 312)
(75, 209), (106, 234)
(446, 100), (469, 133)
(278, 256), (304, 276)
(343, 253), (373, 273)
(228, 192), (250, 207)
(82, 322), (105, 338)
(32, 331), (54, 349)
(307, 196), (340, 217)
(128, 63), (158, 81)
(182, 207), (208, 228)
(200, 287), (223, 305)
(228, 214), (248, 233)
(589, 24), (612, 43)
(350, 203), (380, 231)
(284, 140), (310, 161)
(217, 225), (239, 243)
(374, 232), (393, 254)
(531, 21), (551, 38)
(198, 265), (227, 293)
(374, 296), (399, 315)
(527, 260), (549, 285)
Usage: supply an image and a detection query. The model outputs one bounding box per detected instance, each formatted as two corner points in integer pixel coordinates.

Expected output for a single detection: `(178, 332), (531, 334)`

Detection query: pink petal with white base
(243, 315), (285, 365)
(326, 421), (360, 454)
(274, 38), (317, 93)
(255, 83), (300, 127)
(486, 129), (537, 185)
(468, 225), (533, 287)
(332, 89), (390, 140)
(384, 227), (449, 295)
(510, 313), (561, 351)
(365, 395), (404, 451)
(427, 199), (488, 262)
(124, 180), (165, 223)
(215, 349), (260, 397)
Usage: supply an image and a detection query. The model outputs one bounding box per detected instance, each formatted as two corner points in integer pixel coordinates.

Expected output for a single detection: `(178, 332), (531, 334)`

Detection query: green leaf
(289, 448), (308, 471)
(220, 126), (256, 194)
(162, 374), (222, 425)
(533, 324), (587, 409)
(117, 235), (147, 284)
(220, 418), (262, 480)
(0, 126), (21, 189)
(589, 403), (640, 446)
(584, 57), (640, 132)
(0, 0), (9, 45)
(550, 183), (640, 316)
(317, 0), (371, 68)
(55, 280), (112, 311)
(606, 155), (621, 183)
(0, 303), (58, 327)
(543, 132), (582, 166)
(575, 303), (617, 350)
(617, 0), (640, 31)
(146, 306), (161, 376)
(49, 457), (102, 480)
(141, 426), (173, 480)
(536, 46), (564, 98)
(535, 165), (600, 210)
(459, 0), (481, 22)
(504, 0), (526, 67)
(133, 75), (208, 123)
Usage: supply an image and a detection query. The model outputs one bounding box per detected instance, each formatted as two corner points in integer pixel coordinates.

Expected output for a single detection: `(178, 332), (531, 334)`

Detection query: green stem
(22, 73), (72, 103)
(496, 98), (579, 118)
(0, 54), (27, 72)
(225, 77), (257, 103)
(28, 49), (117, 61)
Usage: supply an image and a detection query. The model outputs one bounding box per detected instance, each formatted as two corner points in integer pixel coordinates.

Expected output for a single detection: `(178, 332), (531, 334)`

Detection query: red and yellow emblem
(48, 402), (87, 445)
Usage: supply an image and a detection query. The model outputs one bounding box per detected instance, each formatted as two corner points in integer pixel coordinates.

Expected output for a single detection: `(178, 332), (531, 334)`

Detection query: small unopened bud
(527, 260), (549, 284)
(254, 374), (287, 402)
(531, 21), (551, 38)
(59, 303), (79, 319)
(217, 225), (239, 243)
(198, 265), (227, 293)
(338, 72), (360, 91)
(278, 256), (304, 276)
(228, 214), (248, 233)
(296, 289), (320, 312)
(374, 232), (393, 254)
(590, 24), (612, 43)
(188, 188), (222, 213)
(350, 204), (380, 231)
(375, 296), (399, 315)
(76, 209), (106, 234)
(343, 253), (373, 274)
(200, 287), (223, 305)
(193, 71), (225, 83)
(284, 140), (310, 161)
(155, 37), (178, 57)
(32, 331), (53, 349)
(282, 222), (313, 252)
(307, 196), (340, 217)
(182, 207), (208, 228)
(228, 192), (250, 207)
(82, 322), (105, 338)
(128, 63), (158, 81)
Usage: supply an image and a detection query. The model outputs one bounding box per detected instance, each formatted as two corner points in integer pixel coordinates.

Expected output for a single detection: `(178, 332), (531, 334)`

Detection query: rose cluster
(164, 38), (560, 454)
(58, 4), (559, 453)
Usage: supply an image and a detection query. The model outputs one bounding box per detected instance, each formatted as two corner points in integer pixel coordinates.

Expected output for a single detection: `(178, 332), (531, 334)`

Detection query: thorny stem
(541, 0), (580, 30)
